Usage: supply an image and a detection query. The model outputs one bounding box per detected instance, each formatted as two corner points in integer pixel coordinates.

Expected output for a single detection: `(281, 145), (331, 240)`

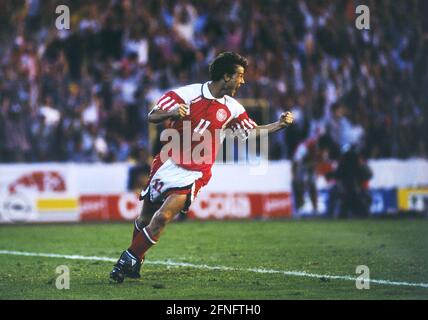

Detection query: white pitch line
(1, 250), (427, 289)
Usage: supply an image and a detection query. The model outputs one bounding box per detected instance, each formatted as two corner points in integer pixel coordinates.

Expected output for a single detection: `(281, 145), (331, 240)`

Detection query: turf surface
(0, 219), (427, 299)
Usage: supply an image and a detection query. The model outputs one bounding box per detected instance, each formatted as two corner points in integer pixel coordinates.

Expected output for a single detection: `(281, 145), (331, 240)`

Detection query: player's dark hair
(209, 52), (248, 81)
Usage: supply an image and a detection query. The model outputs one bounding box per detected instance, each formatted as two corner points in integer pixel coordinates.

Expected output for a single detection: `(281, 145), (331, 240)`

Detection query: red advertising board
(79, 193), (142, 221)
(78, 192), (292, 222)
(188, 192), (292, 219)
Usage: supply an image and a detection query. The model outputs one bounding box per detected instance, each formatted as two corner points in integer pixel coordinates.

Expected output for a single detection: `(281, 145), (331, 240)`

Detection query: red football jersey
(152, 82), (257, 184)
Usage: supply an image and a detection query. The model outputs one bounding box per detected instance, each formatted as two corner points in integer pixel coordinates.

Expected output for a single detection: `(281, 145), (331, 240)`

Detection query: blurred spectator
(0, 99), (31, 162)
(0, 0), (427, 163)
(292, 134), (332, 215)
(327, 102), (356, 151)
(325, 146), (373, 218)
(127, 147), (152, 193)
(172, 1), (198, 47)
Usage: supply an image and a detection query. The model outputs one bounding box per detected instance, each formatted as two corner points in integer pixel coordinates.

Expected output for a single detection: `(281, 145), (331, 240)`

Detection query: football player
(110, 52), (294, 283)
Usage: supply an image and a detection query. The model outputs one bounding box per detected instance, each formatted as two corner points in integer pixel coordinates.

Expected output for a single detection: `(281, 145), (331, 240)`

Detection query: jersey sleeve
(226, 111), (258, 141)
(151, 91), (185, 112)
(151, 84), (202, 113)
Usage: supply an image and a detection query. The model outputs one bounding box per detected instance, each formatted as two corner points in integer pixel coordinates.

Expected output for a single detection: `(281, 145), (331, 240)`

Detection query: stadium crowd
(0, 0), (427, 165)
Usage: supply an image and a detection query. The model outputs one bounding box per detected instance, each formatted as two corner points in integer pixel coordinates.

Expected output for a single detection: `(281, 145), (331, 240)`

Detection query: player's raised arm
(226, 108), (293, 140)
(147, 91), (189, 123)
(148, 104), (189, 123)
(252, 111), (294, 136)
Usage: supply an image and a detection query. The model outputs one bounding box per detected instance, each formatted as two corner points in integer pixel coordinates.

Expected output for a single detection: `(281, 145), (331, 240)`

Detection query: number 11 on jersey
(194, 119), (211, 134)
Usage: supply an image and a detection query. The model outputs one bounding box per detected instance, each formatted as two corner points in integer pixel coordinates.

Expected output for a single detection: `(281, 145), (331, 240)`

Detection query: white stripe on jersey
(243, 119), (255, 129)
(167, 103), (180, 111)
(162, 99), (176, 110)
(240, 120), (251, 131)
(158, 95), (171, 107)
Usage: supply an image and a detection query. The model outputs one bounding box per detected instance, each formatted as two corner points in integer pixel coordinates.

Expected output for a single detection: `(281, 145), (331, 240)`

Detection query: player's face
(226, 65), (245, 96)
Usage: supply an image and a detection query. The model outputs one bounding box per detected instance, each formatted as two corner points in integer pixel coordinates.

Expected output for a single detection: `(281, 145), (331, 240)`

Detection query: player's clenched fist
(279, 111), (293, 126)
(173, 104), (189, 119)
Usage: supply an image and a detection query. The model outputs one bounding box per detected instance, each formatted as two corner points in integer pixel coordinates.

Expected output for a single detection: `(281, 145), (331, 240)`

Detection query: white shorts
(140, 159), (203, 204)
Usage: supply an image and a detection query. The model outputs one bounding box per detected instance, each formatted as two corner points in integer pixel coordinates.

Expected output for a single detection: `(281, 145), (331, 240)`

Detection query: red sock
(128, 226), (158, 260)
(130, 220), (147, 261)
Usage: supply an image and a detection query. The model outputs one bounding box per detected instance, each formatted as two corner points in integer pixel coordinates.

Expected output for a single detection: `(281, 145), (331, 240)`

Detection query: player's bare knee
(152, 209), (172, 227)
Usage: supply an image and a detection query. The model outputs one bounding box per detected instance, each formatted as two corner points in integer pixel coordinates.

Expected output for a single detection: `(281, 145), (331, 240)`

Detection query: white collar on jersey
(202, 81), (226, 103)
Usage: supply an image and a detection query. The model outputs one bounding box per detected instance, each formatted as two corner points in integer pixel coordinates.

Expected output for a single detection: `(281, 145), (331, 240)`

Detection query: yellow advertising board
(398, 188), (428, 211)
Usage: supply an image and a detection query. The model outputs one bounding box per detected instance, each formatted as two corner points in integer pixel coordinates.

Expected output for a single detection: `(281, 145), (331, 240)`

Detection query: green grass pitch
(0, 219), (427, 299)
